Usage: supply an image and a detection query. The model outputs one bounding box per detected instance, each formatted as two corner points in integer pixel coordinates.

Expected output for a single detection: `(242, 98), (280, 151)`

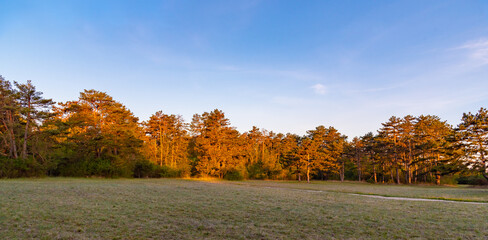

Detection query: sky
(1, 0), (488, 138)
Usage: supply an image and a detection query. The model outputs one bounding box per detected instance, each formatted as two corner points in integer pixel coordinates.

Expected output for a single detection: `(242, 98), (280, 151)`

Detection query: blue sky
(1, 0), (488, 137)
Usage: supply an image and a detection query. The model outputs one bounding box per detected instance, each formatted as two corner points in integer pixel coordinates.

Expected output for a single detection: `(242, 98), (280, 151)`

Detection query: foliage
(457, 108), (488, 180)
(456, 174), (488, 185)
(133, 160), (183, 178)
(0, 74), (486, 183)
(0, 156), (45, 178)
(223, 168), (244, 180)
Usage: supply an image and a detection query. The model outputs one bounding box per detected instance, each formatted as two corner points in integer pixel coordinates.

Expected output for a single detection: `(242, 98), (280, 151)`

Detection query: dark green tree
(457, 108), (488, 180)
(15, 80), (54, 159)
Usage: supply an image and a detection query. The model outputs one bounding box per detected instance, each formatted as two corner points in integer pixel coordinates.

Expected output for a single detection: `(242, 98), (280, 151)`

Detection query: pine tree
(145, 111), (188, 167)
(379, 116), (402, 184)
(190, 109), (241, 178)
(399, 115), (416, 184)
(414, 115), (453, 184)
(457, 108), (488, 180)
(52, 90), (143, 176)
(15, 80), (54, 159)
(0, 76), (19, 159)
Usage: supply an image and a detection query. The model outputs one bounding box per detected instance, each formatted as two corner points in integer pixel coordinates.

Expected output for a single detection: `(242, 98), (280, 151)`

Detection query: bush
(366, 178), (376, 184)
(247, 162), (266, 180)
(155, 165), (182, 178)
(246, 161), (282, 180)
(133, 160), (184, 178)
(457, 175), (488, 185)
(0, 157), (45, 178)
(440, 175), (458, 185)
(224, 168), (244, 181)
(133, 160), (157, 178)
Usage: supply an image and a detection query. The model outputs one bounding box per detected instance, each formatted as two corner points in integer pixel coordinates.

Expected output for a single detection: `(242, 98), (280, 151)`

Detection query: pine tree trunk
(479, 149), (488, 181)
(306, 154), (310, 183)
(414, 164), (418, 183)
(373, 163), (377, 183)
(22, 118), (30, 159)
(482, 172), (488, 181)
(356, 150), (361, 181)
(340, 161), (345, 182)
(171, 144), (175, 168)
(396, 167), (400, 184)
(174, 140), (179, 168)
(1, 135), (8, 156)
(382, 165), (385, 183)
(435, 153), (441, 185)
(2, 118), (14, 158)
(408, 140), (413, 184)
(165, 137), (170, 166)
(159, 124), (163, 166)
(22, 101), (31, 159)
(153, 140), (158, 162)
(390, 169), (394, 183)
(7, 111), (18, 159)
(307, 166), (310, 183)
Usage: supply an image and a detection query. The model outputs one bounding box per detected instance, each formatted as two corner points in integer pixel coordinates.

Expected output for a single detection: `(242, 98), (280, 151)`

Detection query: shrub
(224, 168), (244, 181)
(247, 161), (282, 180)
(457, 175), (488, 185)
(132, 161), (183, 178)
(0, 156), (45, 178)
(155, 165), (182, 178)
(366, 178), (376, 184)
(440, 175), (458, 185)
(247, 162), (266, 180)
(133, 160), (157, 178)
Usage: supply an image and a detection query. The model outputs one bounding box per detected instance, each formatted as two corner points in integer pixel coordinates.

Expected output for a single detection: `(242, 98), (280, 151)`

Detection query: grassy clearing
(231, 180), (488, 202)
(0, 178), (487, 239)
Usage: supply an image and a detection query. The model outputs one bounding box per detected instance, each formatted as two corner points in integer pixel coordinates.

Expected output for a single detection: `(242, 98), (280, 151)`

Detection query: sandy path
(349, 193), (488, 205)
(259, 185), (488, 205)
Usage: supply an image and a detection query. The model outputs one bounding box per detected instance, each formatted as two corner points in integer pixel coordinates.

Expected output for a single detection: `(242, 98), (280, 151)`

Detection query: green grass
(0, 178), (487, 239)
(233, 180), (488, 202)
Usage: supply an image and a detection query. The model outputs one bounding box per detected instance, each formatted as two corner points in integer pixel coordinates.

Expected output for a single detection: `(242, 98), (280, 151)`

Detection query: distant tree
(244, 127), (282, 179)
(323, 127), (347, 182)
(303, 126), (345, 182)
(414, 115), (453, 184)
(297, 137), (314, 183)
(379, 116), (402, 184)
(350, 137), (364, 181)
(457, 108), (488, 180)
(361, 132), (379, 183)
(279, 133), (301, 181)
(190, 109), (241, 178)
(145, 111), (188, 168)
(14, 80), (54, 159)
(0, 76), (19, 159)
(399, 115), (416, 184)
(52, 90), (143, 176)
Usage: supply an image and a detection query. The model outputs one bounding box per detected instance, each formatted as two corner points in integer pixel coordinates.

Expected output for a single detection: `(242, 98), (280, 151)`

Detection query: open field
(0, 179), (487, 239)
(234, 180), (488, 202)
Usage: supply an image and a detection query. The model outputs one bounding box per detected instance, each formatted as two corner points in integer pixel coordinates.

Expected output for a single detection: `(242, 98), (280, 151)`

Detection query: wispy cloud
(311, 83), (327, 95)
(456, 39), (488, 66)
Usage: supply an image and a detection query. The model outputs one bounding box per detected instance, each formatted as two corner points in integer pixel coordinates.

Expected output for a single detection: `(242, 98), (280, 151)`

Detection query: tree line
(1, 75), (487, 184)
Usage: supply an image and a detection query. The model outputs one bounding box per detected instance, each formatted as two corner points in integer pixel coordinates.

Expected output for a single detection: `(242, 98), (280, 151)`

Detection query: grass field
(0, 178), (487, 239)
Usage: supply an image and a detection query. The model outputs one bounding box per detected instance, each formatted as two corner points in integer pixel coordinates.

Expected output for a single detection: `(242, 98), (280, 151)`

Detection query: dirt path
(256, 184), (488, 205)
(349, 193), (488, 205)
